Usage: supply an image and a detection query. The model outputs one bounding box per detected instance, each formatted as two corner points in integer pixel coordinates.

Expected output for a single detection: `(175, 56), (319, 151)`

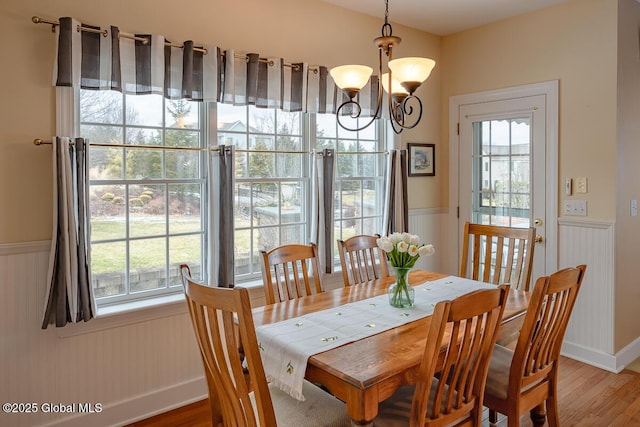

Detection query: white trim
(56, 295), (189, 338)
(560, 333), (640, 374)
(561, 341), (618, 373)
(409, 207), (448, 217)
(448, 80), (559, 276)
(558, 217), (615, 229)
(39, 376), (207, 427)
(0, 240), (50, 255)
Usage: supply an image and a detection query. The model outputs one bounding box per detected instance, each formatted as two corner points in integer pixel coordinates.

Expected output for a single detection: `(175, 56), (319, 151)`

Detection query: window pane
(165, 150), (200, 179)
(80, 90), (123, 124)
(89, 147), (124, 180)
(218, 103), (247, 129)
(249, 106), (275, 133)
(166, 100), (199, 129)
(81, 124), (123, 146)
(91, 241), (126, 298)
(277, 109), (301, 135)
(129, 184), (166, 238)
(316, 114), (337, 138)
(125, 148), (163, 179)
(234, 229), (253, 277)
(169, 234), (203, 286)
(126, 94), (163, 127)
(256, 226), (279, 252)
(90, 184), (126, 240)
(129, 237), (167, 292)
(169, 183), (202, 233)
(166, 129), (200, 148)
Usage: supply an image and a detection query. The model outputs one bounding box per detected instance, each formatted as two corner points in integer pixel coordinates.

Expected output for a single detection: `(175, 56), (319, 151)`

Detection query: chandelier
(330, 0), (435, 134)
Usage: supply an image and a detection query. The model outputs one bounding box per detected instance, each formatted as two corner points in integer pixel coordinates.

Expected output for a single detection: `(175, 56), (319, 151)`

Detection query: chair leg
(530, 403), (547, 427)
(545, 396), (560, 427)
(489, 409), (498, 425)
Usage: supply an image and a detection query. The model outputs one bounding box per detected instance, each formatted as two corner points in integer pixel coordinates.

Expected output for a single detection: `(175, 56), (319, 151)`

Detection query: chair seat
(374, 380), (470, 427)
(485, 344), (546, 401)
(251, 381), (352, 427)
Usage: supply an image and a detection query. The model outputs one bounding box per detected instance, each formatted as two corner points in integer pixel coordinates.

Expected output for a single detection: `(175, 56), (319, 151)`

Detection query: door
(450, 82), (558, 281)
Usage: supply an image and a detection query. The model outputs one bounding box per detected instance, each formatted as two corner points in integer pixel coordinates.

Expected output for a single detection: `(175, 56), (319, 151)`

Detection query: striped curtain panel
(382, 149), (409, 235)
(53, 17), (221, 101)
(310, 149), (336, 274)
(210, 145), (235, 288)
(51, 16), (380, 117)
(42, 137), (94, 328)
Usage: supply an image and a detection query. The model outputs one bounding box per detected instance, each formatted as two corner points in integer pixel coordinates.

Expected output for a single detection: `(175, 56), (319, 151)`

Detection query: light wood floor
(126, 356), (640, 427)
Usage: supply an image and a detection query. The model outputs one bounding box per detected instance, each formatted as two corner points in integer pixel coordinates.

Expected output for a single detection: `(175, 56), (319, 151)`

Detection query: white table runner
(255, 276), (494, 400)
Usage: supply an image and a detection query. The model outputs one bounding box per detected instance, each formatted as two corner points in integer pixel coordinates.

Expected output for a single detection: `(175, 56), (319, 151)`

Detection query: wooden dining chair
(260, 243), (324, 305)
(374, 285), (510, 427)
(180, 264), (351, 427)
(337, 234), (389, 286)
(484, 265), (586, 427)
(460, 222), (536, 292)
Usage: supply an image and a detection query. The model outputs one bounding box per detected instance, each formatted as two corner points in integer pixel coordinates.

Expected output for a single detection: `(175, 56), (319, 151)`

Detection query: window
(315, 115), (387, 264)
(80, 90), (207, 305)
(79, 90), (387, 305)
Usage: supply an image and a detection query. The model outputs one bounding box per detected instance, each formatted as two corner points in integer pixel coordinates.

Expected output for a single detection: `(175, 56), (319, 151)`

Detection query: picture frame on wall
(408, 143), (435, 177)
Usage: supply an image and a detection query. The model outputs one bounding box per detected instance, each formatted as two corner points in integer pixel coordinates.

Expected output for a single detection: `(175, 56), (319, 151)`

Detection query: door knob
(534, 218), (543, 227)
(535, 234), (543, 243)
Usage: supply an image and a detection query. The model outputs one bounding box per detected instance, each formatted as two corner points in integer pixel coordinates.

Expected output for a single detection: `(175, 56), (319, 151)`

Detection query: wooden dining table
(251, 270), (530, 426)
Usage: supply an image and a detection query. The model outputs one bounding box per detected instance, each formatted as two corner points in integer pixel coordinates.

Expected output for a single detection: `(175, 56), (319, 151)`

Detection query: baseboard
(562, 331), (640, 374)
(40, 376), (207, 427)
(561, 341), (618, 373)
(612, 335), (640, 372)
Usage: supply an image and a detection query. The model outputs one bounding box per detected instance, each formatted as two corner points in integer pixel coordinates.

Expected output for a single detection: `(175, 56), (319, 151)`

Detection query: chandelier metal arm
(335, 46), (385, 132)
(334, 0), (428, 135)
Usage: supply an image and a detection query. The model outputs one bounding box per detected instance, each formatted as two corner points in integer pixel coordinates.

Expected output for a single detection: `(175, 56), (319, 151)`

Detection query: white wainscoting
(0, 242), (206, 427)
(558, 218), (620, 372)
(1, 213), (630, 426)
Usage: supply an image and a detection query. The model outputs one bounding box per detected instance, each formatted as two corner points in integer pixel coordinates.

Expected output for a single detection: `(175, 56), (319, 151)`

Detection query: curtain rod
(32, 16), (313, 71)
(33, 139), (388, 155)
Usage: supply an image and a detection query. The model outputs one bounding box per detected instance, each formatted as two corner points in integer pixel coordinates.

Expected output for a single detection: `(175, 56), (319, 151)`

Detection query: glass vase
(388, 266), (415, 308)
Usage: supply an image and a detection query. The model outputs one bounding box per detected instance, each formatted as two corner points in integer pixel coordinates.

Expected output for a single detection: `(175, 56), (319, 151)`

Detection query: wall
(441, 0), (640, 359)
(0, 1), (442, 426)
(615, 0), (640, 351)
(442, 0), (618, 221)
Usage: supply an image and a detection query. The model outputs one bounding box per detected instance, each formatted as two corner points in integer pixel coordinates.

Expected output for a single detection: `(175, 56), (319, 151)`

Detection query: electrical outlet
(563, 200), (587, 216)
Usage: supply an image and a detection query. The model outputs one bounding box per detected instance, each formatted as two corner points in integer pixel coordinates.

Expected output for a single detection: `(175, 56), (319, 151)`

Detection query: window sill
(56, 293), (188, 338)
(56, 270), (343, 338)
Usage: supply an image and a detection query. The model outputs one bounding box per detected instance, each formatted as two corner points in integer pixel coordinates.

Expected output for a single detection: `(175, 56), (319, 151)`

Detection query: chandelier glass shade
(330, 0), (435, 134)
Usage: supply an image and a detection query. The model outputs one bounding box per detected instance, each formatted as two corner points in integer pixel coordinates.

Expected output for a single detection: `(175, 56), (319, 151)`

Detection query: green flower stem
(390, 267), (414, 308)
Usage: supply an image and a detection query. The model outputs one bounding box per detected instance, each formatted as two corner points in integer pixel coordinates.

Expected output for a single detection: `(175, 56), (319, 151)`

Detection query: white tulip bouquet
(376, 232), (435, 307)
(376, 232), (435, 269)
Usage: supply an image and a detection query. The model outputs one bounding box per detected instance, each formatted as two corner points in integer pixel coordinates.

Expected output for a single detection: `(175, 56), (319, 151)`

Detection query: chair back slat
(260, 243), (323, 305)
(513, 265), (586, 388)
(410, 285), (510, 426)
(180, 264), (276, 427)
(338, 234), (389, 286)
(460, 222), (536, 291)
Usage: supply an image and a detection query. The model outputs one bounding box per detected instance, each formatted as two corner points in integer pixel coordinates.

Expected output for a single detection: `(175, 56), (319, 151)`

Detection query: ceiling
(319, 0), (570, 36)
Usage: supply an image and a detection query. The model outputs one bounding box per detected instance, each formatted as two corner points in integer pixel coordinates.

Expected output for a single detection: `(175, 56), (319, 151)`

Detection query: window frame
(74, 88), (209, 308)
(59, 87), (388, 312)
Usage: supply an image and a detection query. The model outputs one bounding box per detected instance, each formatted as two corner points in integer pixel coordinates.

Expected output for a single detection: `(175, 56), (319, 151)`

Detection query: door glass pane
(472, 117), (531, 228)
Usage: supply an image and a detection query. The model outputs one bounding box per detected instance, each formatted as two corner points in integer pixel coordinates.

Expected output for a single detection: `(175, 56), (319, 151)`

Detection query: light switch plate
(576, 176), (587, 193)
(565, 178), (572, 196)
